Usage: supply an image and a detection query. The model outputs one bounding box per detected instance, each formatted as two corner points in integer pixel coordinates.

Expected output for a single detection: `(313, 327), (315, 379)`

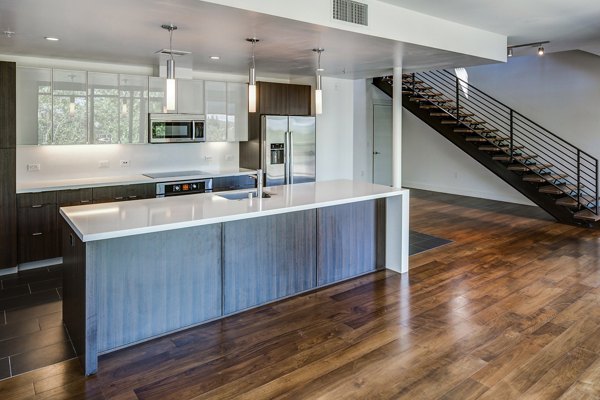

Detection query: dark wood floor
(2, 189), (600, 399)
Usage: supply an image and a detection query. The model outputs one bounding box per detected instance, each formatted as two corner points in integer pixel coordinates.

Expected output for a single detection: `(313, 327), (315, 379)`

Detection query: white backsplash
(16, 142), (240, 183)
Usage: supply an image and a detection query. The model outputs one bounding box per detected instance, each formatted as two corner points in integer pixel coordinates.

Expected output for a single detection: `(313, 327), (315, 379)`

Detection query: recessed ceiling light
(210, 56), (220, 60)
(44, 36), (60, 41)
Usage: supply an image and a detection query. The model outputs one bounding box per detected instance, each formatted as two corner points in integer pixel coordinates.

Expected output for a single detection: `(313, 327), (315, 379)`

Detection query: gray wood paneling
(317, 200), (378, 286)
(90, 224), (222, 353)
(223, 210), (317, 314)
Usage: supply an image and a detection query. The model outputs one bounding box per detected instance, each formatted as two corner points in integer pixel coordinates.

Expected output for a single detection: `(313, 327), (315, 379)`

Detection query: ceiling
(0, 0), (500, 79)
(379, 0), (600, 56)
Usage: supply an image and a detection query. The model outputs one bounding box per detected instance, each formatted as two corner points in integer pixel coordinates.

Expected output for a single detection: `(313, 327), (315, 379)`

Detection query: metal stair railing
(400, 70), (598, 215)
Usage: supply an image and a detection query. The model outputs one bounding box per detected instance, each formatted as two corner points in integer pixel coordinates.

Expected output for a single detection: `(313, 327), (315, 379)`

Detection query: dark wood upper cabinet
(256, 81), (311, 116)
(287, 84), (312, 116)
(0, 62), (16, 149)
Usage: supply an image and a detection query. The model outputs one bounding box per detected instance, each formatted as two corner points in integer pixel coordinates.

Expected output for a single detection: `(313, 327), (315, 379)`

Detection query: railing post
(411, 73), (415, 93)
(455, 77), (460, 121)
(577, 149), (581, 208)
(596, 159), (599, 215)
(509, 109), (514, 162)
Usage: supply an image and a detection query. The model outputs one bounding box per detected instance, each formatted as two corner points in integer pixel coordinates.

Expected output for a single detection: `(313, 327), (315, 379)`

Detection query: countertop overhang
(60, 180), (408, 242)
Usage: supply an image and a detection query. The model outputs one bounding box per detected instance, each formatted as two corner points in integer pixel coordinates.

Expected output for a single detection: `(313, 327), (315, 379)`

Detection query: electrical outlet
(99, 160), (110, 168)
(225, 154), (233, 161)
(120, 160), (130, 167)
(27, 164), (41, 172)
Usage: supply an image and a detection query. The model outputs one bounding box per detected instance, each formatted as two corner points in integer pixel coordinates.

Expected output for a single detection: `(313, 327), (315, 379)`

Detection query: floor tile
(0, 289), (61, 312)
(0, 326), (69, 358)
(5, 301), (62, 324)
(29, 278), (62, 293)
(0, 357), (10, 380)
(0, 285), (30, 301)
(0, 318), (40, 341)
(39, 312), (63, 330)
(10, 341), (76, 376)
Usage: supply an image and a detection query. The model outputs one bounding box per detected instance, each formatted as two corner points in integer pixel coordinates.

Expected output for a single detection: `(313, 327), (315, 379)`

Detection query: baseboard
(18, 257), (63, 272)
(0, 267), (18, 277)
(403, 180), (536, 206)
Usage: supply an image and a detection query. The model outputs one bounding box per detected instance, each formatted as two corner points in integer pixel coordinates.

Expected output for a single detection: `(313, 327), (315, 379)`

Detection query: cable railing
(400, 70), (599, 215)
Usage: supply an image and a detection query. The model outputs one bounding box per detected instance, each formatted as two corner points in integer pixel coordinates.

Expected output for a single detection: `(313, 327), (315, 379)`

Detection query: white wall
(401, 50), (600, 205)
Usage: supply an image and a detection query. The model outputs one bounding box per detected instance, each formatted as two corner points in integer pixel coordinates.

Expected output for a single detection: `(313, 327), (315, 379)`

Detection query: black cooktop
(143, 170), (206, 179)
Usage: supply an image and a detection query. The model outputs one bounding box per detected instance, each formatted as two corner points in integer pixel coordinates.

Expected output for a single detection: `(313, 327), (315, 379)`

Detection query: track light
(507, 48), (513, 57)
(538, 46), (544, 56)
(507, 41), (549, 58)
(247, 38), (259, 113)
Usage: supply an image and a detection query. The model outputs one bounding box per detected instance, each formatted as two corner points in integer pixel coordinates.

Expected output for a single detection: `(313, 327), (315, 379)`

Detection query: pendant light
(69, 96), (76, 116)
(246, 38), (259, 113)
(313, 48), (325, 115)
(162, 24), (178, 111)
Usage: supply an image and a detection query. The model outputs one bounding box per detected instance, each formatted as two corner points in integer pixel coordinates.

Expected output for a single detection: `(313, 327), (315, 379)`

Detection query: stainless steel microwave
(148, 114), (206, 143)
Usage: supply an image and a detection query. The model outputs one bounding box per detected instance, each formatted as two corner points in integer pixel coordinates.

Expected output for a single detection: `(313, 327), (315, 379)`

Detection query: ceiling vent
(332, 0), (368, 26)
(155, 49), (191, 57)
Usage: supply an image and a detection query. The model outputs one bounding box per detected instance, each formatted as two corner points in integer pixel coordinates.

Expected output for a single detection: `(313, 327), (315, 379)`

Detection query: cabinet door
(223, 210), (316, 314)
(316, 201), (377, 286)
(88, 72), (119, 144)
(52, 69), (88, 144)
(205, 81), (227, 141)
(17, 204), (59, 263)
(16, 67), (52, 146)
(226, 82), (248, 142)
(177, 79), (204, 114)
(120, 74), (148, 144)
(288, 84), (312, 116)
(17, 191), (57, 208)
(258, 82), (288, 115)
(148, 77), (167, 114)
(0, 148), (16, 268)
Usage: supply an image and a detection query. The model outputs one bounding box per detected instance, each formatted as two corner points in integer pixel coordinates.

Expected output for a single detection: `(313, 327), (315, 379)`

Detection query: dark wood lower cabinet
(212, 175), (256, 192)
(223, 209), (317, 314)
(0, 148), (16, 269)
(92, 183), (154, 204)
(17, 202), (59, 264)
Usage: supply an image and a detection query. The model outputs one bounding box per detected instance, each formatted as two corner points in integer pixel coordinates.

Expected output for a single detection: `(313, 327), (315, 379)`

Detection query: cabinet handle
(128, 195), (137, 199)
(31, 204), (43, 208)
(114, 196), (124, 200)
(80, 200), (90, 204)
(32, 232), (43, 236)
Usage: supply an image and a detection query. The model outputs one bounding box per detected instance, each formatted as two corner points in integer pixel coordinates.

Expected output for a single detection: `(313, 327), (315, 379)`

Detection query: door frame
(372, 101), (393, 184)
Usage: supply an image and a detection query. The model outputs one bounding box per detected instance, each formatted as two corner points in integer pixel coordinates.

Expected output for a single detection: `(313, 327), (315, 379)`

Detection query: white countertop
(17, 168), (256, 193)
(60, 180), (407, 242)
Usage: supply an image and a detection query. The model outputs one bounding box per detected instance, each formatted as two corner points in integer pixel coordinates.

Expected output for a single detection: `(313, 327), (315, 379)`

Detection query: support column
(392, 65), (403, 188)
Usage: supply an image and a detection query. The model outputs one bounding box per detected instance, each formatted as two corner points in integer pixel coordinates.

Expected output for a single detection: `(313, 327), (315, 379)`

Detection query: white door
(373, 104), (393, 186)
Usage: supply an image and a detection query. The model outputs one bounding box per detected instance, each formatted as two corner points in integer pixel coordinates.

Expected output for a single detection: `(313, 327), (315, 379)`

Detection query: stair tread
(556, 196), (598, 207)
(574, 209), (600, 222)
(539, 183), (585, 195)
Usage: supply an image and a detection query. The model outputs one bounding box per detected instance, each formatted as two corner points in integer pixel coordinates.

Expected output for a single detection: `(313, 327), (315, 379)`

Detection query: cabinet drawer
(17, 191), (57, 208)
(92, 186), (127, 203)
(18, 204), (57, 235)
(57, 188), (93, 206)
(123, 183), (155, 200)
(18, 231), (59, 264)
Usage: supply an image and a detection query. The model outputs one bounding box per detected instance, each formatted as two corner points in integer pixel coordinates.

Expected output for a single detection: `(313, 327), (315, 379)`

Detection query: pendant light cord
(251, 40), (256, 70)
(169, 27), (174, 63)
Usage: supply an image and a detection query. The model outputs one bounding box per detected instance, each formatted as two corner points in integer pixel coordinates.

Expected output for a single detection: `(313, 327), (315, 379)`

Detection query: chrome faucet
(256, 169), (263, 199)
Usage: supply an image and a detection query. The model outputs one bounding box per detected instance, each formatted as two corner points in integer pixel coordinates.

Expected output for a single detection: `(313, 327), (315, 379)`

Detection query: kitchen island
(60, 180), (409, 375)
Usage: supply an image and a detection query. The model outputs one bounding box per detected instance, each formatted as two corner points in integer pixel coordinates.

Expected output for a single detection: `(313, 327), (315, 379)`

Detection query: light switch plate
(120, 160), (130, 167)
(27, 164), (41, 172)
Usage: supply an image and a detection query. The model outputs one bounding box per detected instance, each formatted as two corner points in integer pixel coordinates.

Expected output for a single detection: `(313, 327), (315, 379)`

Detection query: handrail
(393, 70), (599, 216)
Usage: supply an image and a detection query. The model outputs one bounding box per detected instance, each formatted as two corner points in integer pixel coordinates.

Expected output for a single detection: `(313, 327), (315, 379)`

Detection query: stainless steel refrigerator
(263, 115), (316, 187)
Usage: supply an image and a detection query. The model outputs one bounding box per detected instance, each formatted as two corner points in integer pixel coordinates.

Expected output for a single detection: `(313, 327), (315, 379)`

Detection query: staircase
(373, 70), (600, 227)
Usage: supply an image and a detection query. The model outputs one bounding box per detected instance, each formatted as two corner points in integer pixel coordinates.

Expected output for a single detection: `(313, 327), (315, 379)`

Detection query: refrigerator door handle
(284, 131), (290, 185)
(289, 131), (294, 185)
